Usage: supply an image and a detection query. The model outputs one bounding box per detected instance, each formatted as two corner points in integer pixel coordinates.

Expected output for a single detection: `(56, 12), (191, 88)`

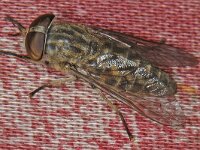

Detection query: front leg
(29, 76), (77, 98)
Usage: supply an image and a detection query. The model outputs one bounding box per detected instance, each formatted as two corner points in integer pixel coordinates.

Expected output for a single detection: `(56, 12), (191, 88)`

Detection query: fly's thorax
(44, 23), (103, 66)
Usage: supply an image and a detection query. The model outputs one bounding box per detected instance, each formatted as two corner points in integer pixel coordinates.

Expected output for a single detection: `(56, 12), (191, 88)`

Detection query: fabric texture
(0, 0), (199, 149)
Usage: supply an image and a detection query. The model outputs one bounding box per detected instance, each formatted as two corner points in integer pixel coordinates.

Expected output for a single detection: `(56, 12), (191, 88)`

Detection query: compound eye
(25, 32), (45, 60)
(25, 14), (55, 61)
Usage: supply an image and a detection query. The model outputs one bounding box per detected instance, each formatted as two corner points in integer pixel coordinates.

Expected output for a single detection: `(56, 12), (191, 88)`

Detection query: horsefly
(0, 14), (197, 141)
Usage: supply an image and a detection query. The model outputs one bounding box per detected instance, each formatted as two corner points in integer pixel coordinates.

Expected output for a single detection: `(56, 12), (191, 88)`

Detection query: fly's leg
(0, 51), (31, 61)
(29, 76), (77, 98)
(95, 88), (134, 141)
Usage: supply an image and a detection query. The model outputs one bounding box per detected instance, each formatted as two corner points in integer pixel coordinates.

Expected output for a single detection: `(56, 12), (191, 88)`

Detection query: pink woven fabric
(0, 0), (199, 149)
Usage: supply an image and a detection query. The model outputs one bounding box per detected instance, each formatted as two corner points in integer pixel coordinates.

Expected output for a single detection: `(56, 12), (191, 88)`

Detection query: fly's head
(6, 14), (55, 61)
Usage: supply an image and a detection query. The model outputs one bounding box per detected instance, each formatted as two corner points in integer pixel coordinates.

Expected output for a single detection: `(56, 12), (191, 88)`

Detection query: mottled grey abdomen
(92, 53), (177, 97)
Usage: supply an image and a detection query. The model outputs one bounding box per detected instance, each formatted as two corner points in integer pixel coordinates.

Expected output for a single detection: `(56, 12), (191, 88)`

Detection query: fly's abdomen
(91, 52), (177, 97)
